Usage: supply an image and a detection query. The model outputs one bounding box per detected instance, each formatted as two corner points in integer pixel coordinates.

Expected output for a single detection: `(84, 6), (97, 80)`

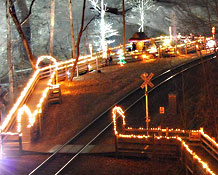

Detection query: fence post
(0, 132), (3, 157)
(38, 112), (42, 137)
(180, 142), (184, 161)
(185, 43), (188, 55)
(76, 66), (79, 77)
(158, 47), (161, 59)
(64, 65), (68, 81)
(115, 135), (118, 157)
(96, 55), (99, 71)
(19, 134), (23, 153)
(192, 156), (197, 175)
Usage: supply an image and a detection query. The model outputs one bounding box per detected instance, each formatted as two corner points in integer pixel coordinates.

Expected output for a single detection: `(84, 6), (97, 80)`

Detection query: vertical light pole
(169, 26), (172, 42)
(212, 27), (215, 39)
(100, 0), (107, 59)
(122, 0), (126, 56)
(141, 72), (154, 135)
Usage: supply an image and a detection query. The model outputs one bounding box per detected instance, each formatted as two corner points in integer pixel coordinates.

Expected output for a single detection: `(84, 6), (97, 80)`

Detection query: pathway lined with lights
(4, 78), (50, 143)
(19, 78), (50, 143)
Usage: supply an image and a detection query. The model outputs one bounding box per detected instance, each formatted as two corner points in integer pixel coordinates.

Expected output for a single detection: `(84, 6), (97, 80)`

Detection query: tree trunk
(70, 0), (86, 81)
(213, 0), (218, 24)
(5, 0), (14, 103)
(49, 0), (55, 56)
(122, 0), (126, 55)
(204, 0), (212, 29)
(69, 0), (76, 58)
(8, 0), (36, 69)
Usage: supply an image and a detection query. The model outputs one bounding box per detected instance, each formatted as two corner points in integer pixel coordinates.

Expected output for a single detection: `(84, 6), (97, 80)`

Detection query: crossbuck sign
(140, 72), (154, 89)
(140, 72), (154, 134)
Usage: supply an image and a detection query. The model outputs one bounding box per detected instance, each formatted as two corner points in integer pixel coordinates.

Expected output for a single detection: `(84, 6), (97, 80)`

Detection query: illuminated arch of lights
(112, 106), (126, 135)
(36, 55), (58, 70)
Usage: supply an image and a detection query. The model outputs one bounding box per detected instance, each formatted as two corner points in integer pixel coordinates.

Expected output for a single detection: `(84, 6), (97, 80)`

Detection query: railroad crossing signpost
(141, 72), (154, 135)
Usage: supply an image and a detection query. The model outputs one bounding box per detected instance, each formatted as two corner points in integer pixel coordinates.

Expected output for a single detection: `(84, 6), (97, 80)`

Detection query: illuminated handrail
(1, 62), (58, 134)
(200, 128), (218, 161)
(200, 128), (218, 149)
(112, 106), (216, 175)
(1, 70), (40, 132)
(0, 48), (110, 133)
(112, 106), (198, 139)
(178, 137), (216, 175)
(0, 132), (23, 157)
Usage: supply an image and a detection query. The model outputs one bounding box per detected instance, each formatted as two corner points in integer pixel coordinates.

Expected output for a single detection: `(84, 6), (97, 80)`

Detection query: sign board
(189, 132), (201, 141)
(159, 107), (165, 114)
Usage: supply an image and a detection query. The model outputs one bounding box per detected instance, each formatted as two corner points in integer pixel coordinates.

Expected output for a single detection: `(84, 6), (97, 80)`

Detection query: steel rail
(54, 54), (216, 174)
(28, 53), (216, 175)
(125, 55), (215, 111)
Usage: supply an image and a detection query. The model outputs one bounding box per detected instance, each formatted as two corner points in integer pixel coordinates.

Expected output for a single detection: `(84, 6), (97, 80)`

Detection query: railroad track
(28, 53), (216, 175)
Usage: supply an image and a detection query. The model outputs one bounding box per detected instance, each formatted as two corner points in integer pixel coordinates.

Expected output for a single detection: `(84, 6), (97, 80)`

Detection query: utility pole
(122, 0), (126, 56)
(49, 0), (55, 56)
(6, 0), (14, 103)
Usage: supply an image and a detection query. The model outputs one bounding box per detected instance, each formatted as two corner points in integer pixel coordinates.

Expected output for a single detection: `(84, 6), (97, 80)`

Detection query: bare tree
(212, 0), (218, 23)
(70, 0), (87, 81)
(17, 0), (33, 45)
(5, 0), (14, 103)
(69, 0), (76, 59)
(7, 0), (36, 69)
(203, 0), (212, 29)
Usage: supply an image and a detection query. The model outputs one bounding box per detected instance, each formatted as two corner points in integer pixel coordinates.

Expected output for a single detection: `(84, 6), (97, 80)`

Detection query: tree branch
(8, 0), (36, 69)
(70, 0), (87, 81)
(82, 14), (100, 32)
(20, 0), (36, 26)
(91, 6), (132, 15)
